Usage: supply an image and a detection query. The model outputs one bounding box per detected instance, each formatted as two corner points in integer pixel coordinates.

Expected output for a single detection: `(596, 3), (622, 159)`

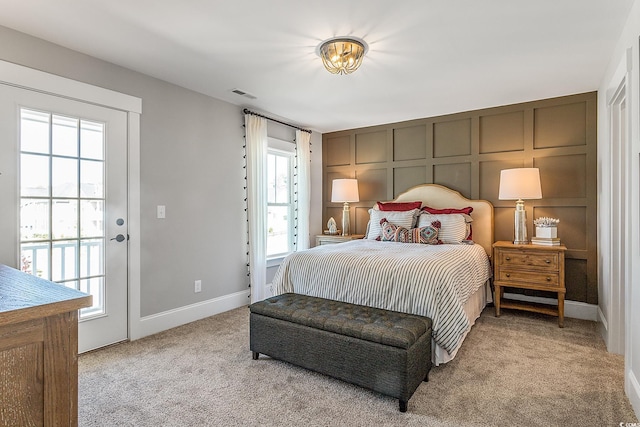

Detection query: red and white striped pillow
(417, 213), (468, 244)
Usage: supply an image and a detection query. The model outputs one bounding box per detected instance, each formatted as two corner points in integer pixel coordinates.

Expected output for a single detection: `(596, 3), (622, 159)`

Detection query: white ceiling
(0, 1), (634, 133)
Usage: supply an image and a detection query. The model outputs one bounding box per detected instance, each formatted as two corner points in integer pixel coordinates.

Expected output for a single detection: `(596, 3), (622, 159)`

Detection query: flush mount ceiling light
(316, 37), (368, 75)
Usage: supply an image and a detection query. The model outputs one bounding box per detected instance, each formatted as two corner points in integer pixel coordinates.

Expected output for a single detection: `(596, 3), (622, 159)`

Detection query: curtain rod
(243, 108), (312, 134)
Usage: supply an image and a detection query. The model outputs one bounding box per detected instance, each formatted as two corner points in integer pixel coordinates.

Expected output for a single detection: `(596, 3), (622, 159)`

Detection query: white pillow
(418, 213), (467, 244)
(366, 208), (419, 240)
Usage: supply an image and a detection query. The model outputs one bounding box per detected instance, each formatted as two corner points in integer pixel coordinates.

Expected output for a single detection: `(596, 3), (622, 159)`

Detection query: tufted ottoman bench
(249, 293), (432, 412)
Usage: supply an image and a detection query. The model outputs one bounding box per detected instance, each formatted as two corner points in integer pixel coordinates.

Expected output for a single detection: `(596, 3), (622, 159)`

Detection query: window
(19, 108), (107, 318)
(267, 147), (294, 258)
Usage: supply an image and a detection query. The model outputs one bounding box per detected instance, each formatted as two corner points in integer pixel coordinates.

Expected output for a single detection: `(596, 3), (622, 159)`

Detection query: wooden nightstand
(315, 234), (365, 246)
(492, 241), (567, 327)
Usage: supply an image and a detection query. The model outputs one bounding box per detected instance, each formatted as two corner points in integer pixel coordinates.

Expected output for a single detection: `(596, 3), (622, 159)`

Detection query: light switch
(157, 205), (166, 219)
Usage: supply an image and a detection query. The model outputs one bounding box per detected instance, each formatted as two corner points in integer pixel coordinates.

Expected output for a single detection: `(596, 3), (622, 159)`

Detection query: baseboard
(597, 306), (608, 344)
(598, 306), (609, 330)
(132, 289), (250, 340)
(628, 369), (640, 421)
(130, 290), (595, 341)
(503, 292), (598, 321)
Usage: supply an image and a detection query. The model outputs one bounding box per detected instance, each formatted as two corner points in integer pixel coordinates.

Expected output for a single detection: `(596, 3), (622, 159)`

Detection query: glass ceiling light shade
(317, 37), (368, 75)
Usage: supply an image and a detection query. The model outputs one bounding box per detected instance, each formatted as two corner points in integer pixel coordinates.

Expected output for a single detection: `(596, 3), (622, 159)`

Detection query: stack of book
(531, 237), (561, 246)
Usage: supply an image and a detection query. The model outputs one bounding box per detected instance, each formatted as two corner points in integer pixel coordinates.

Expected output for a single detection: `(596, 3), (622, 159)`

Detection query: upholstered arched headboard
(382, 184), (494, 256)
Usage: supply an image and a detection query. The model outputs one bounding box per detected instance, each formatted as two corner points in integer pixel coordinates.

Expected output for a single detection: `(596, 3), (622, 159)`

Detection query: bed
(272, 184), (494, 365)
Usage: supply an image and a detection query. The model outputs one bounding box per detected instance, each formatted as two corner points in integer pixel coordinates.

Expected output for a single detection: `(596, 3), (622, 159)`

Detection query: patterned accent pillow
(380, 218), (441, 244)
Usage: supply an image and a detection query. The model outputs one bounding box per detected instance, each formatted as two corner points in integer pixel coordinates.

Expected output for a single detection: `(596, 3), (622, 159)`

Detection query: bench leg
(424, 370), (429, 382)
(399, 400), (408, 412)
(252, 351), (259, 360)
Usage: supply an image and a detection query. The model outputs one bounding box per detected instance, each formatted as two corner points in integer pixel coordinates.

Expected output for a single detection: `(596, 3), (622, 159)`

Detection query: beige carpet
(79, 306), (638, 426)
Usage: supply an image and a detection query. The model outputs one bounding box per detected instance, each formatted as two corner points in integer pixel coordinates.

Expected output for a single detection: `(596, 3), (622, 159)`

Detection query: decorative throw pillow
(377, 201), (422, 211)
(366, 208), (419, 240)
(417, 213), (468, 244)
(420, 206), (474, 240)
(421, 206), (473, 215)
(380, 218), (441, 244)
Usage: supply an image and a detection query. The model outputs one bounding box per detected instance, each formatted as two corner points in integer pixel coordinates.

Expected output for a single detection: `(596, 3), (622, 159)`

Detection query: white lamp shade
(498, 168), (542, 200)
(331, 179), (360, 203)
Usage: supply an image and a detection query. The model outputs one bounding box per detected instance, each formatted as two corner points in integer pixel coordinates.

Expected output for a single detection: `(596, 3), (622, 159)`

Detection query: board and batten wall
(322, 92), (597, 305)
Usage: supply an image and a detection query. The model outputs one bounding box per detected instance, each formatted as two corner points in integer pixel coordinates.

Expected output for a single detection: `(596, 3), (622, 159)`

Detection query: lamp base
(341, 202), (350, 236)
(513, 200), (528, 244)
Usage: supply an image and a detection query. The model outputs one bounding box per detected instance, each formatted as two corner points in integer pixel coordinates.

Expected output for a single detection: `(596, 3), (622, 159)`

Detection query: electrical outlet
(194, 280), (202, 293)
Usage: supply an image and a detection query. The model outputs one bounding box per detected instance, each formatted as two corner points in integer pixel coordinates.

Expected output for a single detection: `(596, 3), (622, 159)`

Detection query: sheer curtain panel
(295, 130), (311, 250)
(245, 114), (268, 303)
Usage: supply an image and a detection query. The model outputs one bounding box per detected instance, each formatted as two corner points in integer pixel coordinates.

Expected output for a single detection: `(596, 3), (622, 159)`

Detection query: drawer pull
(545, 259), (551, 264)
(505, 257), (511, 261)
(505, 273), (510, 278)
(546, 277), (551, 282)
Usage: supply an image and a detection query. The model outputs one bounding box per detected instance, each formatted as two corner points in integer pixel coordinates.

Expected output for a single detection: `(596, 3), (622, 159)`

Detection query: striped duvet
(273, 240), (492, 354)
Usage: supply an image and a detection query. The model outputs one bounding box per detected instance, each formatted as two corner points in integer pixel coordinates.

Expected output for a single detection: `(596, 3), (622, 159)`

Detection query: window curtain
(295, 130), (311, 250)
(245, 114), (268, 303)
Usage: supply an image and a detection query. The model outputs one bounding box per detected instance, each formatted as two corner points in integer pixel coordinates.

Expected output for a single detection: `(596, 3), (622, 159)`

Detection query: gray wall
(0, 25), (322, 317)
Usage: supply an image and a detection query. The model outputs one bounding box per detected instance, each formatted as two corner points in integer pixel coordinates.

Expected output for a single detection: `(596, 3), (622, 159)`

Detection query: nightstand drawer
(498, 250), (558, 270)
(315, 234), (365, 246)
(498, 270), (560, 287)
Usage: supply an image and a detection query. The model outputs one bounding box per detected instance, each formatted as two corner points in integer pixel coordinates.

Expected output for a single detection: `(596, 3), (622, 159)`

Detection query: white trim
(266, 256), (285, 268)
(134, 290), (250, 339)
(628, 369), (640, 419)
(268, 136), (295, 152)
(0, 60), (141, 113)
(598, 306), (608, 331)
(597, 306), (608, 349)
(626, 34), (640, 422)
(127, 113), (143, 341)
(598, 47), (632, 355)
(503, 293), (598, 321)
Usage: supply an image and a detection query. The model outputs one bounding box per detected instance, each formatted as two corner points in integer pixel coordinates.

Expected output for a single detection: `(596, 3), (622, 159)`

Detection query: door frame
(0, 60), (144, 342)
(601, 49), (632, 356)
(608, 77), (628, 355)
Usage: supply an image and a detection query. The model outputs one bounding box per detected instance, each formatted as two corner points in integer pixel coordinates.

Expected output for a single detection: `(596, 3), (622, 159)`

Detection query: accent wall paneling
(322, 92), (597, 304)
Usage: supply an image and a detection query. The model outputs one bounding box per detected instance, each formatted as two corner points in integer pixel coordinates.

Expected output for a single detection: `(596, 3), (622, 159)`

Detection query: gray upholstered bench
(249, 293), (432, 412)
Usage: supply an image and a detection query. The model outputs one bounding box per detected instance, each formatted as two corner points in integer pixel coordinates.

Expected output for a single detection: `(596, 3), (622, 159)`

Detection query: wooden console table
(0, 264), (92, 427)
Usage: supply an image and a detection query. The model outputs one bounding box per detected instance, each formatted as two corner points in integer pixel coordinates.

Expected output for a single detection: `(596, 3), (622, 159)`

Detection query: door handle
(110, 234), (126, 242)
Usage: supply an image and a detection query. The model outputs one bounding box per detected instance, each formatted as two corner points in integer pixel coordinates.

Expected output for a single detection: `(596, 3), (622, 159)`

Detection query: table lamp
(498, 168), (542, 244)
(331, 179), (359, 236)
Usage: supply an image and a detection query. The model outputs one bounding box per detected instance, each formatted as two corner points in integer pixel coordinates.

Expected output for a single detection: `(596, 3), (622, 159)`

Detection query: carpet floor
(78, 306), (638, 426)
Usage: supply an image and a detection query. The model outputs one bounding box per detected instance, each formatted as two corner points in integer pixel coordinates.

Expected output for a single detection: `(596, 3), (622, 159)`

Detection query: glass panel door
(1, 82), (129, 353)
(19, 108), (107, 318)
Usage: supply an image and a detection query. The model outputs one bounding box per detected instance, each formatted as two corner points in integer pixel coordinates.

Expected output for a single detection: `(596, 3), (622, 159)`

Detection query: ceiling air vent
(231, 88), (257, 100)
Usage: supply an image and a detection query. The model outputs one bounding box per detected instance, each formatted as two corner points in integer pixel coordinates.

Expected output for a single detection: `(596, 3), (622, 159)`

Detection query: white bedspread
(273, 240), (492, 354)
